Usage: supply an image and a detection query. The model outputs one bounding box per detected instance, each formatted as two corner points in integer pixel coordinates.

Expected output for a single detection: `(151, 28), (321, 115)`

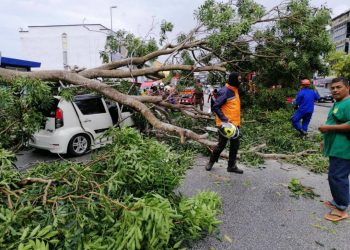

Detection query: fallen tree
(0, 0), (333, 152)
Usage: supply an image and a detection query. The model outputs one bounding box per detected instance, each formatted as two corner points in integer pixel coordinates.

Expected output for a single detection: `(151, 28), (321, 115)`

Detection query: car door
(73, 95), (113, 138)
(119, 104), (135, 127)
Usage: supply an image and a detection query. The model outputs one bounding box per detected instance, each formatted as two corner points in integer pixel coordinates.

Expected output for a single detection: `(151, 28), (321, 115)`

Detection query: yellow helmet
(219, 122), (240, 139)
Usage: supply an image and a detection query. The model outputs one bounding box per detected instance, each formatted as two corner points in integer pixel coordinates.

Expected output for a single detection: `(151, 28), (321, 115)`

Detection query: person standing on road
(194, 80), (204, 111)
(291, 78), (320, 136)
(205, 72), (243, 174)
(319, 77), (350, 222)
(208, 88), (218, 113)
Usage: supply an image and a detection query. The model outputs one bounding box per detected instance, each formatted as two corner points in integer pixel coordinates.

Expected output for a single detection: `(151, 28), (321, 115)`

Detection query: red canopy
(141, 82), (153, 89)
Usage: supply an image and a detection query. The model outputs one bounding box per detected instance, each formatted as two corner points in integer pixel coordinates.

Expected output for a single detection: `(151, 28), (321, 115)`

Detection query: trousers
(328, 156), (350, 210)
(291, 110), (313, 132)
(210, 132), (240, 163)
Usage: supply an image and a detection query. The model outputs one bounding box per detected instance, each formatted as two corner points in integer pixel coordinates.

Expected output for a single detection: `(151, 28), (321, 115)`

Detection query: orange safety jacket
(214, 83), (241, 127)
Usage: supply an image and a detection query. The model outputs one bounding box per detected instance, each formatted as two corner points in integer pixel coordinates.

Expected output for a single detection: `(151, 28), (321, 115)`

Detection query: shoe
(297, 129), (307, 137)
(205, 161), (214, 171)
(227, 166), (243, 174)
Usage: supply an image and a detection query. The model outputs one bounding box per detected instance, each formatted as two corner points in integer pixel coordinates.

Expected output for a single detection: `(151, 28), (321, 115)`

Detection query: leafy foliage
(0, 78), (53, 150)
(326, 51), (350, 79)
(100, 29), (159, 64)
(288, 178), (320, 199)
(251, 0), (333, 86)
(240, 88), (297, 110)
(194, 0), (332, 86)
(160, 20), (174, 45)
(0, 128), (222, 249)
(239, 105), (328, 172)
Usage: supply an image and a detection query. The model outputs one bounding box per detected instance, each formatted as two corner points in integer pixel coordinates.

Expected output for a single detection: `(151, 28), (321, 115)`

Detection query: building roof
(20, 24), (110, 31)
(0, 56), (41, 68)
(332, 9), (350, 21)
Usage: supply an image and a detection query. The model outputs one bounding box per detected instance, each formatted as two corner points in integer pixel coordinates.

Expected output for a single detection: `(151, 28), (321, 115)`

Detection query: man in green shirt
(319, 77), (350, 222)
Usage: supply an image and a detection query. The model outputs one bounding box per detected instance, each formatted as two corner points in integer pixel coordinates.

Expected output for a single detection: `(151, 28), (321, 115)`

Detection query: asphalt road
(14, 148), (91, 171)
(180, 103), (350, 250)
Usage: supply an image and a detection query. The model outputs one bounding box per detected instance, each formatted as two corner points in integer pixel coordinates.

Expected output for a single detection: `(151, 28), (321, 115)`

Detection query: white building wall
(19, 24), (108, 70)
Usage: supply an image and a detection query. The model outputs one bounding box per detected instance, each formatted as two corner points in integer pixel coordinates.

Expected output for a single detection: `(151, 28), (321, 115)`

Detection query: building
(0, 54), (40, 71)
(331, 9), (350, 54)
(19, 24), (112, 70)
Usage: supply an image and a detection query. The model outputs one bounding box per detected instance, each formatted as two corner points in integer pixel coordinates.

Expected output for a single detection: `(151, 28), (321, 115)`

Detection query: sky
(0, 0), (349, 59)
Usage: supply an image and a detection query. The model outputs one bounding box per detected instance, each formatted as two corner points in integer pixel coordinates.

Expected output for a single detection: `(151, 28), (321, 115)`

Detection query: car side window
(74, 98), (107, 115)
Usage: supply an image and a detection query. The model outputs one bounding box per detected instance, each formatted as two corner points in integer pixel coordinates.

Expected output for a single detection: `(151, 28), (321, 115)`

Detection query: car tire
(68, 134), (91, 156)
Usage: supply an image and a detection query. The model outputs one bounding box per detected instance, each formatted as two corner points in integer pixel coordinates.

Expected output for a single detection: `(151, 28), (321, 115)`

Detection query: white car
(29, 94), (134, 155)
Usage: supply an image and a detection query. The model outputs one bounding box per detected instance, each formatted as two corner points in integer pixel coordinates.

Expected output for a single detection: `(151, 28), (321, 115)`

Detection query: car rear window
(39, 98), (60, 118)
(74, 97), (107, 115)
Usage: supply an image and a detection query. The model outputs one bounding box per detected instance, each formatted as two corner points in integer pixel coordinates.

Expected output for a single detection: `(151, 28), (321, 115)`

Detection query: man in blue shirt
(291, 79), (320, 136)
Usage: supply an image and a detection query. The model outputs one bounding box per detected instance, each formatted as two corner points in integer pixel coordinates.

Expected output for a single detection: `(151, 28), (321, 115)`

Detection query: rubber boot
(205, 161), (215, 171)
(227, 160), (243, 174)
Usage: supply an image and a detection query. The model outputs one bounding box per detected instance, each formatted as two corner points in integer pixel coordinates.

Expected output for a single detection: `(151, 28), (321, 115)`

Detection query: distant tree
(250, 0), (333, 86)
(326, 51), (350, 79)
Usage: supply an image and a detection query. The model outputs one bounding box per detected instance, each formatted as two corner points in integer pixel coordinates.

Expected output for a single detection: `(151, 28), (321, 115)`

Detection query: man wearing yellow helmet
(291, 78), (320, 136)
(205, 72), (243, 174)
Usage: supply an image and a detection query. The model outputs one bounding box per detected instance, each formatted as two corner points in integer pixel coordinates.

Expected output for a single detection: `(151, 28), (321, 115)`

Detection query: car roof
(53, 94), (102, 101)
(74, 95), (101, 101)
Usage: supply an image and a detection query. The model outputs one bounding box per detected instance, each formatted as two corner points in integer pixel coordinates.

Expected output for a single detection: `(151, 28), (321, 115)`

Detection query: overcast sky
(0, 0), (349, 59)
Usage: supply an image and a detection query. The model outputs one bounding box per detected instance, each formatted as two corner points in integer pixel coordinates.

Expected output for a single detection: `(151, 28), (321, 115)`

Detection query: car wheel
(68, 134), (91, 156)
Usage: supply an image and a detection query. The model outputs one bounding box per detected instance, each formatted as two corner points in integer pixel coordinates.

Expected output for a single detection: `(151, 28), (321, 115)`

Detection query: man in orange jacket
(205, 72), (243, 174)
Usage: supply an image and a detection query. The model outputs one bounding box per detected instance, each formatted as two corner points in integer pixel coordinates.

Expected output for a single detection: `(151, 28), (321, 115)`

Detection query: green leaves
(288, 178), (320, 199)
(0, 78), (53, 149)
(104, 128), (191, 197)
(174, 191), (222, 242)
(100, 29), (159, 63)
(327, 51), (350, 79)
(160, 20), (174, 45)
(0, 128), (221, 249)
(112, 194), (176, 250)
(240, 104), (328, 172)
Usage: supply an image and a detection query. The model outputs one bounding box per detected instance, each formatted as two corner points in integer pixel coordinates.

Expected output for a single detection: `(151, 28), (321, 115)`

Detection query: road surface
(180, 103), (350, 250)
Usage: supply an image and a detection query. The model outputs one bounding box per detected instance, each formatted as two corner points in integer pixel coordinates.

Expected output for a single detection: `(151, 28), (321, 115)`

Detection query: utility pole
(61, 33), (68, 70)
(110, 6), (117, 33)
(109, 6), (117, 62)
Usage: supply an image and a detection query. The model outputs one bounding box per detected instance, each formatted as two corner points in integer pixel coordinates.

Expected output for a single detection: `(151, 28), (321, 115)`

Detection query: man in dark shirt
(205, 72), (243, 174)
(194, 80), (204, 111)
